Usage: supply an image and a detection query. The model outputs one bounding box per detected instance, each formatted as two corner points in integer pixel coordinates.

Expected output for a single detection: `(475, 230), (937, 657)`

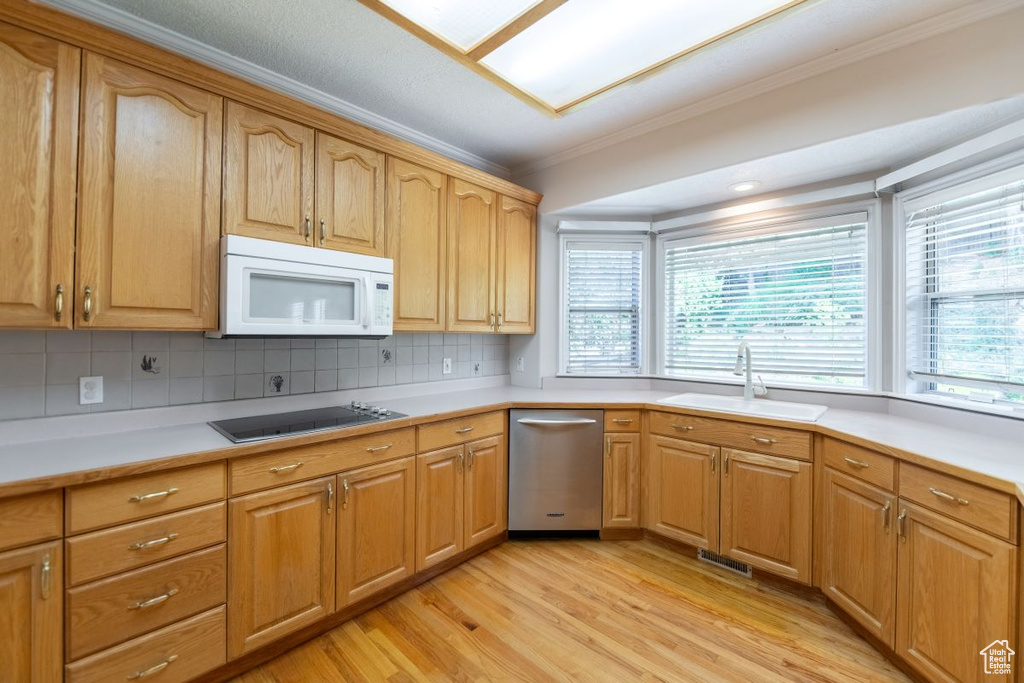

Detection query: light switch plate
(79, 376), (103, 405)
(442, 358), (452, 374)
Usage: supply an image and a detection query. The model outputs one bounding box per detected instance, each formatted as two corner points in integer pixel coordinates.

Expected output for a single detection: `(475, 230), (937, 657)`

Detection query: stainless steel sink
(656, 392), (828, 422)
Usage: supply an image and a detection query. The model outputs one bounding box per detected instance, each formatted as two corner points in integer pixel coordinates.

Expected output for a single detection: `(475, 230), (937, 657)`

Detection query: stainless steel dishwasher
(508, 409), (603, 531)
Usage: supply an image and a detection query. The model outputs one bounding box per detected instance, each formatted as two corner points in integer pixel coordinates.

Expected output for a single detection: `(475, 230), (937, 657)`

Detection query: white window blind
(663, 217), (868, 387)
(904, 172), (1024, 405)
(564, 241), (643, 374)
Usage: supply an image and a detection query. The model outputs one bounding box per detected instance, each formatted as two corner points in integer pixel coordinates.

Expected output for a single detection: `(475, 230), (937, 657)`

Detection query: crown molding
(34, 0), (511, 179)
(511, 0), (1024, 180)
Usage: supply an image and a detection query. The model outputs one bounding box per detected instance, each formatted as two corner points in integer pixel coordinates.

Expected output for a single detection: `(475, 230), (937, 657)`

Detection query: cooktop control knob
(381, 409), (391, 417)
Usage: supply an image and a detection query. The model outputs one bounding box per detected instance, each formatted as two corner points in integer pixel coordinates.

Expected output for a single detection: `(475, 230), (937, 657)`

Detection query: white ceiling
(45, 0), (1023, 176)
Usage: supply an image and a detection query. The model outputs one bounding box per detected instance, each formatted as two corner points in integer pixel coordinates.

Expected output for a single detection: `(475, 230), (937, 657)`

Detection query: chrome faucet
(733, 342), (768, 400)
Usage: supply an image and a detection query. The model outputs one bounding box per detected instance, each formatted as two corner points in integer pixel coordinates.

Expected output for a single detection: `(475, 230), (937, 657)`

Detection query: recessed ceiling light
(730, 181), (762, 193)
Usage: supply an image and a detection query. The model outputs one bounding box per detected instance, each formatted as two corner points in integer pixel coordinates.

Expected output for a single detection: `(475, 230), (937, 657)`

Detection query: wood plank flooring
(230, 538), (909, 682)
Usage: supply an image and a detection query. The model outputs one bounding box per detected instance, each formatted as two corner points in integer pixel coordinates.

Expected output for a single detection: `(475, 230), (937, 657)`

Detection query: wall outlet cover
(442, 357), (452, 374)
(79, 376), (104, 405)
(516, 356), (525, 372)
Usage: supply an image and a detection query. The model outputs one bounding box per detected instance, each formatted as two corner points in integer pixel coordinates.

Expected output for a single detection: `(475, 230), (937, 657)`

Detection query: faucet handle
(754, 375), (769, 398)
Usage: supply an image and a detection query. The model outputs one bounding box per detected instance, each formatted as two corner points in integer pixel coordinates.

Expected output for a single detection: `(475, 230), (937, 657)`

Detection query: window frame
(558, 233), (651, 376)
(654, 201), (883, 393)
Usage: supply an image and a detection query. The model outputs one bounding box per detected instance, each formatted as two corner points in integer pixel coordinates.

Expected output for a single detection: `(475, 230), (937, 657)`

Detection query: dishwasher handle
(516, 418), (598, 426)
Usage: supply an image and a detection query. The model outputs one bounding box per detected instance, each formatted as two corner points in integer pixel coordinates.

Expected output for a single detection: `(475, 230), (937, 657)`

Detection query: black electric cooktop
(209, 403), (406, 443)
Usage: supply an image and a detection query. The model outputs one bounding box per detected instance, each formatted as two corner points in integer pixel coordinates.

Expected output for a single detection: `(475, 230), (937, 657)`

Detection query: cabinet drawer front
(418, 411), (504, 452)
(822, 438), (896, 492)
(604, 410), (641, 433)
(648, 411), (811, 461)
(899, 463), (1016, 541)
(65, 606), (226, 683)
(66, 502), (226, 587)
(230, 427), (416, 495)
(0, 490), (62, 552)
(67, 462), (225, 534)
(66, 545), (226, 660)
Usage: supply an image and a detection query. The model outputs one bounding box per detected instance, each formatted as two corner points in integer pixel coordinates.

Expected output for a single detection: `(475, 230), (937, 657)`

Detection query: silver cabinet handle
(457, 452), (464, 472)
(490, 312), (495, 329)
(54, 284), (64, 322)
(882, 500), (891, 533)
(319, 218), (326, 245)
(326, 481), (334, 514)
(929, 487), (969, 505)
(270, 462), (303, 474)
(127, 655), (178, 680)
(612, 418), (634, 424)
(129, 488), (178, 503)
(83, 285), (93, 322)
(751, 436), (778, 445)
(516, 418), (597, 425)
(128, 587), (179, 610)
(366, 443), (393, 453)
(844, 457), (870, 469)
(723, 453), (730, 475)
(455, 426), (475, 433)
(304, 215), (311, 241)
(341, 478), (349, 509)
(41, 554), (51, 600)
(467, 449), (475, 470)
(129, 533), (179, 551)
(672, 424), (693, 432)
(497, 312), (503, 330)
(897, 509), (907, 540)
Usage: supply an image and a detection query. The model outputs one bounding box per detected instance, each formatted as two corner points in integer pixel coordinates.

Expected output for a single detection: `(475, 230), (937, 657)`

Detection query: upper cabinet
(387, 158), (447, 331)
(316, 132), (385, 256)
(496, 196), (536, 333)
(224, 102), (315, 246)
(447, 179), (498, 333)
(0, 22), (78, 329)
(77, 54), (222, 329)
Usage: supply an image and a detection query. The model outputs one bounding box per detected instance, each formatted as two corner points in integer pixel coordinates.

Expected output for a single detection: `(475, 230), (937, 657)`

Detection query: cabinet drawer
(67, 462), (225, 534)
(822, 438), (896, 492)
(899, 463), (1016, 541)
(604, 410), (641, 433)
(418, 411), (504, 452)
(648, 411), (811, 461)
(66, 544), (226, 660)
(66, 502), (226, 587)
(0, 490), (62, 552)
(230, 427), (416, 495)
(65, 606), (226, 683)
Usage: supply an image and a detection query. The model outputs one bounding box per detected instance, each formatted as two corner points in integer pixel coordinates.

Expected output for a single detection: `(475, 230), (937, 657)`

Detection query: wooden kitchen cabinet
(0, 23), (78, 330)
(228, 478), (335, 658)
(603, 433), (640, 529)
(464, 435), (507, 549)
(336, 457), (416, 609)
(896, 500), (1017, 683)
(386, 157), (447, 331)
(415, 446), (464, 571)
(0, 541), (62, 683)
(822, 468), (896, 646)
(77, 53), (221, 329)
(315, 131), (385, 256)
(495, 195), (536, 333)
(720, 448), (812, 583)
(644, 436), (719, 550)
(224, 101), (315, 245)
(447, 178), (498, 333)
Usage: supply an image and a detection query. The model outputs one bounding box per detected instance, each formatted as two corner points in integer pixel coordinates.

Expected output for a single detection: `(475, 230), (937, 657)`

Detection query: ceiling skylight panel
(380, 0), (541, 50)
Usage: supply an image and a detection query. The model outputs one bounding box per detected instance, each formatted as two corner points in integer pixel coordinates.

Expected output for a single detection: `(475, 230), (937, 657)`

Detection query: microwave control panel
(374, 282), (392, 326)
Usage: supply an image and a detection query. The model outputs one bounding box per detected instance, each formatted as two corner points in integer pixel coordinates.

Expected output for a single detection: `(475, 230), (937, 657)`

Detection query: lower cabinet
(464, 435), (507, 548)
(644, 436), (718, 548)
(896, 501), (1017, 683)
(336, 457), (416, 609)
(603, 433), (640, 529)
(821, 468), (896, 646)
(228, 477), (336, 658)
(720, 448), (812, 583)
(0, 541), (62, 683)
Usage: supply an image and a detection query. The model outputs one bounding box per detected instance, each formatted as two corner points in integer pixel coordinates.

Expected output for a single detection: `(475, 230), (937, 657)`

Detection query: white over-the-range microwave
(211, 235), (393, 338)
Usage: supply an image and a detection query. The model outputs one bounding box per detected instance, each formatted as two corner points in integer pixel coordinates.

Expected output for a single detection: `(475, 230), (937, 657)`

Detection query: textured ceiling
(65, 0), (1015, 173)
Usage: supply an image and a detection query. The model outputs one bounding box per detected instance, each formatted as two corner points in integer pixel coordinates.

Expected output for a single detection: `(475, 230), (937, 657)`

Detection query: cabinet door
(386, 158), (447, 331)
(720, 449), (811, 583)
(0, 542), (61, 683)
(77, 54), (221, 329)
(336, 457), (415, 609)
(464, 435), (506, 549)
(416, 446), (464, 571)
(315, 132), (384, 256)
(447, 178), (497, 333)
(0, 24), (78, 329)
(603, 433), (640, 529)
(224, 101), (314, 245)
(822, 468), (896, 646)
(643, 436), (719, 550)
(495, 196), (536, 334)
(228, 478), (335, 658)
(896, 500), (1017, 683)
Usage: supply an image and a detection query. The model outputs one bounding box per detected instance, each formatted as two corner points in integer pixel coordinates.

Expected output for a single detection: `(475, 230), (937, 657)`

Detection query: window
(562, 238), (645, 374)
(662, 214), (870, 388)
(903, 168), (1024, 407)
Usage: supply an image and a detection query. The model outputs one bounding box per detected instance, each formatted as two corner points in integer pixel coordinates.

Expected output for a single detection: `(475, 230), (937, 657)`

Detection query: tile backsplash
(0, 331), (509, 420)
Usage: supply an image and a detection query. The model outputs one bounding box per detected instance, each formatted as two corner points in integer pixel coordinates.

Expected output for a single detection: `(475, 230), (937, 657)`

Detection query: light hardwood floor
(230, 538), (909, 682)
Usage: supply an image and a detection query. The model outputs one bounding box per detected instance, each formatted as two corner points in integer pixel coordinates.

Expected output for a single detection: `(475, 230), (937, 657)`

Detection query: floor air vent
(697, 549), (752, 577)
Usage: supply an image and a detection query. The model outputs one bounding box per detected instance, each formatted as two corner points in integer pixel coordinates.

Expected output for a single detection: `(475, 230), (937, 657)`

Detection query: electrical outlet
(472, 362), (482, 377)
(442, 357), (452, 375)
(79, 376), (103, 405)
(516, 356), (525, 372)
